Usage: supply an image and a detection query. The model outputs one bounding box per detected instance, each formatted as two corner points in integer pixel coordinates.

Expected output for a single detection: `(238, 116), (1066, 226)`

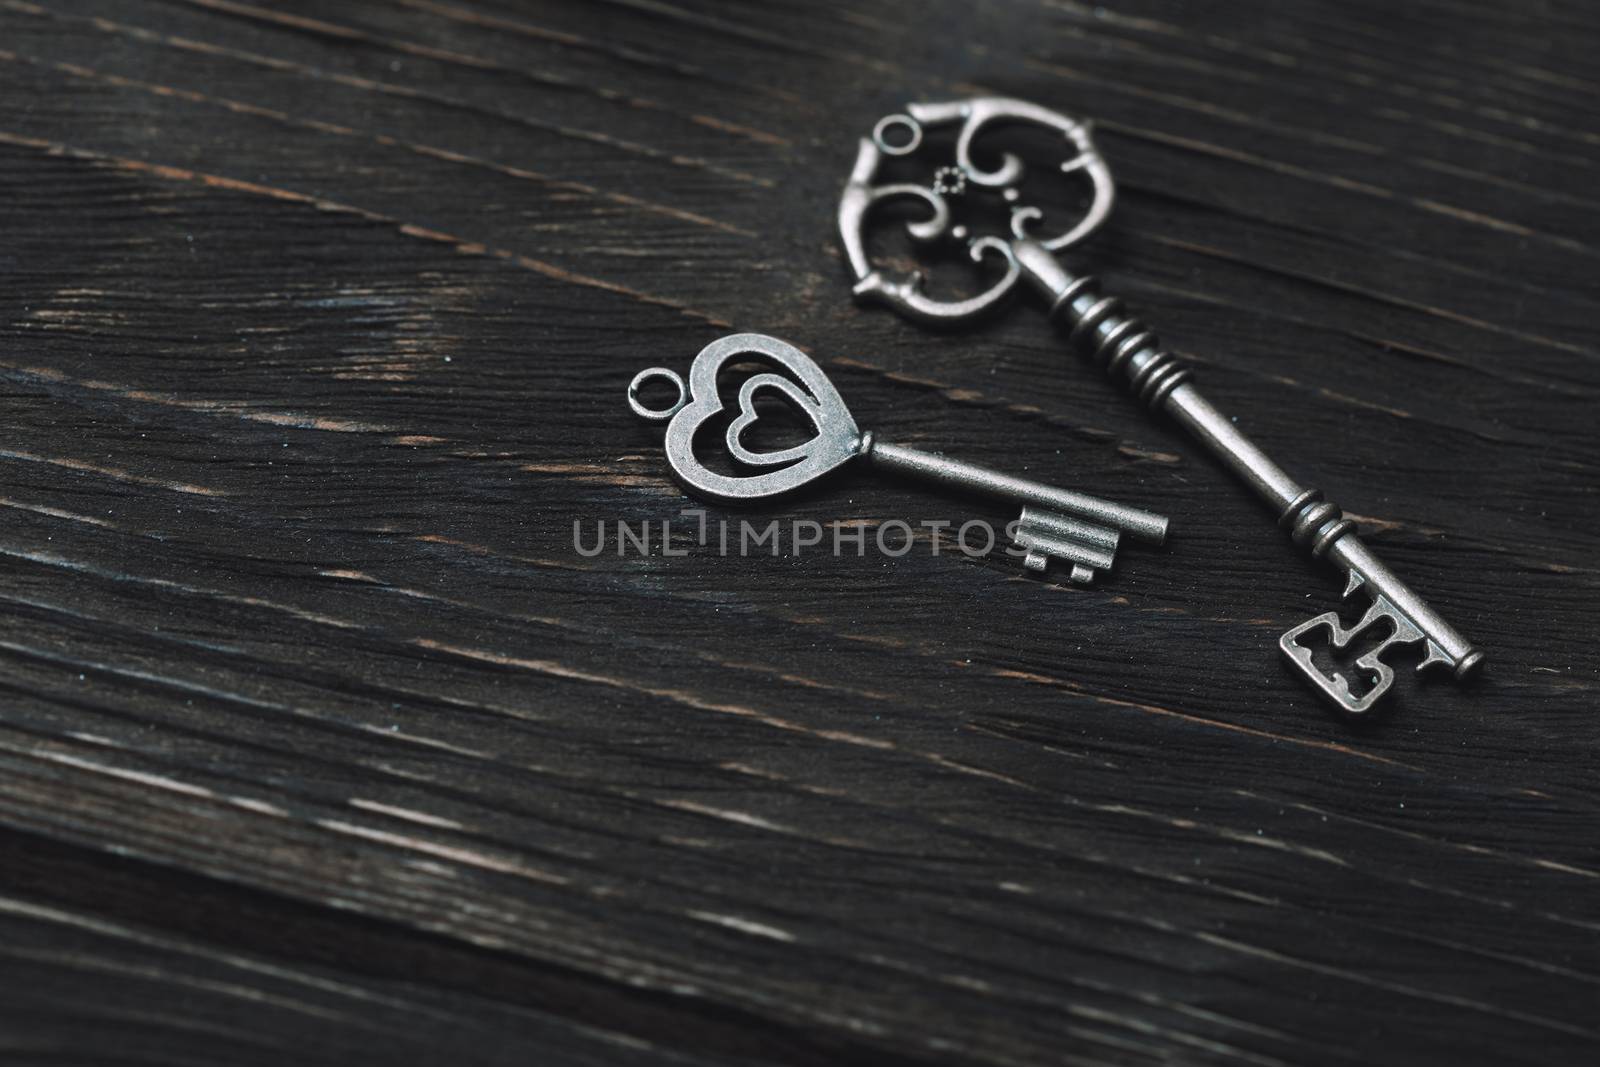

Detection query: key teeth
(1013, 507), (1120, 580)
(1416, 640), (1452, 674)
(1280, 592), (1435, 716)
(1342, 569), (1366, 599)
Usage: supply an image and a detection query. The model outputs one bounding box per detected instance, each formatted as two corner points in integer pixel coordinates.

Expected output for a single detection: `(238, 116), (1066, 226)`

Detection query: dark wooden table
(3, 2), (1597, 1064)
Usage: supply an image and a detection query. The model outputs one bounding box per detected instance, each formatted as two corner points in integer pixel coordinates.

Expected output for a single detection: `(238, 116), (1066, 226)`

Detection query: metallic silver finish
(1018, 505), (1121, 552)
(838, 96), (1482, 716)
(1161, 385), (1301, 512)
(642, 333), (862, 504)
(631, 333), (1170, 582)
(838, 97), (1114, 326)
(627, 367), (688, 423)
(903, 99), (1115, 252)
(1011, 525), (1115, 575)
(1023, 262), (1483, 714)
(862, 440), (1166, 546)
(871, 114), (923, 156)
(1011, 508), (1122, 584)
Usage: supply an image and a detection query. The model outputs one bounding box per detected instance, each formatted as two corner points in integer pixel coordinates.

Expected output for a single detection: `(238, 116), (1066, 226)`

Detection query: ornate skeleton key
(836, 97), (1483, 715)
(628, 332), (1168, 582)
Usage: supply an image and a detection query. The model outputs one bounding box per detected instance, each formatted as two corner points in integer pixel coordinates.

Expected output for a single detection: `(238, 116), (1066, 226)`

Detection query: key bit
(1012, 505), (1119, 584)
(628, 333), (1168, 581)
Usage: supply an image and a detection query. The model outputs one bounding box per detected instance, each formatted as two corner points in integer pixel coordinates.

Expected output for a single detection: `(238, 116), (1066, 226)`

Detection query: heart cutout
(660, 334), (861, 503)
(725, 372), (828, 469)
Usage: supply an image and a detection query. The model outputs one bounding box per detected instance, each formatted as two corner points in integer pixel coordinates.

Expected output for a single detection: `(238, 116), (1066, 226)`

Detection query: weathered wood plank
(1, 1), (1597, 1064)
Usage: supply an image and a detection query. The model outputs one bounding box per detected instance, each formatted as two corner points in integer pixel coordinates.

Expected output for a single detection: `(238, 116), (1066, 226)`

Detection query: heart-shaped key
(629, 332), (1167, 582)
(630, 333), (860, 502)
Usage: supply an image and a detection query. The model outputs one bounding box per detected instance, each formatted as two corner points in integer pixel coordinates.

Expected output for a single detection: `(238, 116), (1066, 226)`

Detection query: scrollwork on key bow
(838, 97), (1117, 327)
(839, 139), (1020, 326)
(904, 99), (1115, 251)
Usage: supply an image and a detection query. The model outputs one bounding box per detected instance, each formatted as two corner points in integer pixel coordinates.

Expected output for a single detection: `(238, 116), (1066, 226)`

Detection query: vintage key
(836, 97), (1483, 715)
(628, 332), (1168, 582)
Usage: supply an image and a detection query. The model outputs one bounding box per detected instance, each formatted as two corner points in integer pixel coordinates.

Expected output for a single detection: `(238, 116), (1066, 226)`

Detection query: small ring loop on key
(628, 368), (687, 423)
(873, 114), (922, 156)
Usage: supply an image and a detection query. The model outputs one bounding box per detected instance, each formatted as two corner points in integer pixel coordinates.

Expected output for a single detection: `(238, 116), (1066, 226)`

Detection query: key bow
(838, 97), (1116, 326)
(627, 333), (861, 503)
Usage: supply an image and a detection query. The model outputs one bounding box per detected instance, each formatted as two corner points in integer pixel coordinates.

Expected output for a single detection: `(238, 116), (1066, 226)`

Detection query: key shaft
(1013, 238), (1483, 687)
(861, 435), (1168, 546)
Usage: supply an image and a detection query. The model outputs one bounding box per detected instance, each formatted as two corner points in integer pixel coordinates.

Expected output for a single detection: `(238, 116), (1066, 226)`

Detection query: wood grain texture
(1, 1), (1597, 1064)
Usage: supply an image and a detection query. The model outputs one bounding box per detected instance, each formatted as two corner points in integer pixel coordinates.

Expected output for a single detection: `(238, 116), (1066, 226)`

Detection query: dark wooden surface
(2, 2), (1598, 1064)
